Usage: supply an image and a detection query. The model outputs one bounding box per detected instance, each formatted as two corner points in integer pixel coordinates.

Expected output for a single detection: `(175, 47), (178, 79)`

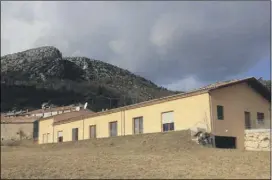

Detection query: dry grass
(1, 130), (270, 179)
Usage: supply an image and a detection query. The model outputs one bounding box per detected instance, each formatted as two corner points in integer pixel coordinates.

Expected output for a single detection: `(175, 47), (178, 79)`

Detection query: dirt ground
(1, 130), (270, 179)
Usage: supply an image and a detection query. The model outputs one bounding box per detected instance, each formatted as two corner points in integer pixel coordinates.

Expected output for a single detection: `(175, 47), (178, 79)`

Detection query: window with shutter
(162, 111), (175, 132)
(217, 105), (224, 120)
(72, 128), (78, 141)
(109, 121), (117, 137)
(257, 112), (264, 124)
(133, 117), (143, 134)
(89, 125), (96, 138)
(57, 131), (63, 142)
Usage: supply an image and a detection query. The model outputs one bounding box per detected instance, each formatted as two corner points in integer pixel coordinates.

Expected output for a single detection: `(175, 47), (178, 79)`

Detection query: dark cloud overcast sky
(1, 1), (270, 91)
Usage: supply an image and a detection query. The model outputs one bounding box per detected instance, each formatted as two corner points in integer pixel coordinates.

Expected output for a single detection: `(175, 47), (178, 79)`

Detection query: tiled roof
(40, 109), (94, 124)
(185, 78), (252, 93)
(46, 77), (269, 126)
(82, 77), (268, 118)
(26, 105), (77, 114)
(54, 110), (93, 124)
(1, 115), (39, 124)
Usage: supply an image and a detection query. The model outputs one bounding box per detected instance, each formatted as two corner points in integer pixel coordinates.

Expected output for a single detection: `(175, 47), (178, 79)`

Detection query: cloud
(163, 76), (205, 92)
(1, 1), (270, 91)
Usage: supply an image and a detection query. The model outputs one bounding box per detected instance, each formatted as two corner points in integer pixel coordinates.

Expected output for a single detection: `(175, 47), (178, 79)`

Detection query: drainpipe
(82, 116), (85, 140)
(208, 92), (215, 147)
(124, 109), (126, 136)
(120, 111), (123, 136)
(53, 123), (55, 143)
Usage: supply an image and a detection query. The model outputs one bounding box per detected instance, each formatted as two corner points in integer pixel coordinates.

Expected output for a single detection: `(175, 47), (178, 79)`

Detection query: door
(43, 134), (46, 143)
(72, 128), (78, 141)
(244, 111), (251, 129)
(47, 133), (50, 143)
(89, 125), (96, 138)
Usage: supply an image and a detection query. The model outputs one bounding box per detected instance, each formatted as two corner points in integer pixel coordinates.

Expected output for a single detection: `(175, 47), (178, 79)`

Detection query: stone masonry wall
(244, 129), (271, 151)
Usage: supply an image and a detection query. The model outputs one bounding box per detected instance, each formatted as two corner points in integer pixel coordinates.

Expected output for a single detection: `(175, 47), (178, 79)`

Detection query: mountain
(258, 78), (271, 92)
(1, 46), (179, 112)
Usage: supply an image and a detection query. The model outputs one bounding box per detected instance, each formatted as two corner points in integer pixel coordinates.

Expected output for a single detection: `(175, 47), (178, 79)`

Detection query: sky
(1, 1), (270, 91)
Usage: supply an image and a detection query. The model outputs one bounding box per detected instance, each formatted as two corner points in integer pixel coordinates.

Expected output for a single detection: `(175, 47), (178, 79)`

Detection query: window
(162, 111), (174, 132)
(217, 105), (224, 120)
(244, 111), (251, 129)
(257, 112), (264, 124)
(89, 125), (96, 138)
(72, 128), (79, 141)
(109, 121), (117, 137)
(57, 131), (63, 142)
(163, 122), (175, 132)
(133, 117), (143, 134)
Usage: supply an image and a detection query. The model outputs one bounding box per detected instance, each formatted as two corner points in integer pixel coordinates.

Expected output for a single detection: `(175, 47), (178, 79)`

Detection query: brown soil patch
(1, 130), (270, 179)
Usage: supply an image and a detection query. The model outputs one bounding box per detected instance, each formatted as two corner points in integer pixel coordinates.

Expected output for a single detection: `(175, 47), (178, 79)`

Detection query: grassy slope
(1, 130), (270, 179)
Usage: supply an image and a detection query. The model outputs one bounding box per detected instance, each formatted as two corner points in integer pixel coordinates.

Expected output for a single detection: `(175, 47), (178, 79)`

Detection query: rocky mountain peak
(1, 46), (178, 112)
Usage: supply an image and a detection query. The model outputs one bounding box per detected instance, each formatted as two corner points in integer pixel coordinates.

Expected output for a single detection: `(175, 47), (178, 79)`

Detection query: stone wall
(1, 123), (34, 141)
(244, 129), (271, 151)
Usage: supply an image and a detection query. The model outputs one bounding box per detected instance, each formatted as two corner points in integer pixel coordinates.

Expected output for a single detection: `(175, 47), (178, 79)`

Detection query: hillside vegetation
(1, 130), (270, 179)
(1, 46), (178, 112)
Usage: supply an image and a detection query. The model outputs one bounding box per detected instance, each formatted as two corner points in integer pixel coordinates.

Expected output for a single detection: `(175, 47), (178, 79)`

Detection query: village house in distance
(38, 77), (271, 150)
(1, 104), (86, 142)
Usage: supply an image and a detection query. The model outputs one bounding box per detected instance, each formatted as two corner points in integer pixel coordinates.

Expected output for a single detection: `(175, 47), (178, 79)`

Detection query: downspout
(121, 110), (124, 136)
(124, 109), (126, 136)
(208, 92), (215, 147)
(53, 122), (55, 143)
(120, 111), (123, 136)
(82, 116), (85, 140)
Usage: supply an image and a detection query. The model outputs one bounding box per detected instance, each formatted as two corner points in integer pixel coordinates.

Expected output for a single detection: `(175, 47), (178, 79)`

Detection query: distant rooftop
(1, 115), (39, 124)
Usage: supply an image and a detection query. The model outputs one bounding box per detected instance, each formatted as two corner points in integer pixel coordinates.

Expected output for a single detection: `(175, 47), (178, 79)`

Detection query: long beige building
(38, 77), (271, 150)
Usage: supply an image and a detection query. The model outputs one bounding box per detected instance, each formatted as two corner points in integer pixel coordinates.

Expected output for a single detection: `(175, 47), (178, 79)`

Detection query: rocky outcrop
(1, 46), (178, 112)
(244, 129), (271, 151)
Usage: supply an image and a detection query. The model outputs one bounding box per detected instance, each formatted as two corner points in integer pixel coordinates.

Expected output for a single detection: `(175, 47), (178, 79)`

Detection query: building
(39, 110), (93, 143)
(25, 105), (83, 118)
(1, 115), (40, 142)
(2, 105), (84, 119)
(38, 77), (271, 150)
(1, 104), (87, 142)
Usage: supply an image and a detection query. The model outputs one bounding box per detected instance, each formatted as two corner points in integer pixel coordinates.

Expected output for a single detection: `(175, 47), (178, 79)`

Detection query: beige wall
(38, 118), (54, 144)
(210, 82), (271, 149)
(124, 93), (211, 135)
(54, 120), (84, 142)
(49, 93), (211, 143)
(1, 123), (33, 141)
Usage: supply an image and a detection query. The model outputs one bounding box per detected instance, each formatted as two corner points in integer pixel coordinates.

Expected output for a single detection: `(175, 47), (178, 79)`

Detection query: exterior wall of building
(124, 93), (211, 135)
(83, 112), (122, 139)
(50, 93), (211, 143)
(1, 123), (34, 141)
(38, 118), (54, 144)
(54, 120), (84, 142)
(210, 82), (270, 150)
